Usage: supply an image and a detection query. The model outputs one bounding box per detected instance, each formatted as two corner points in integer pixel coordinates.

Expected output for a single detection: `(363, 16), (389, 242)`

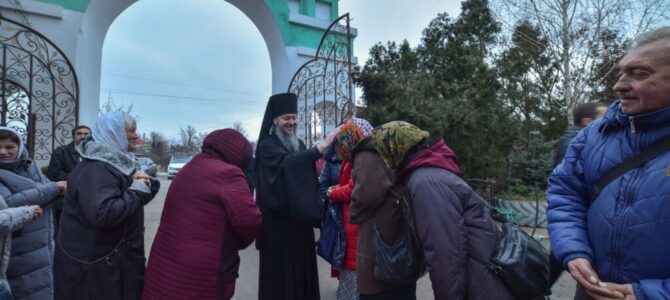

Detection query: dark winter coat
(399, 139), (514, 300)
(318, 147), (343, 277)
(350, 149), (405, 295)
(143, 129), (261, 300)
(53, 140), (158, 300)
(548, 100), (670, 299)
(318, 147), (342, 200)
(47, 143), (80, 182)
(0, 157), (60, 300)
(46, 142), (81, 228)
(553, 124), (583, 167)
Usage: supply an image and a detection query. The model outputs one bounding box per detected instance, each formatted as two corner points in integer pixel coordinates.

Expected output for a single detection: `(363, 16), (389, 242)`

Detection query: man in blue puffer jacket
(547, 26), (670, 300)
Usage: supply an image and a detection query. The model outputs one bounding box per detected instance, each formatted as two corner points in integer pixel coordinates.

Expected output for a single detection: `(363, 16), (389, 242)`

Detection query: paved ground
(143, 177), (576, 299)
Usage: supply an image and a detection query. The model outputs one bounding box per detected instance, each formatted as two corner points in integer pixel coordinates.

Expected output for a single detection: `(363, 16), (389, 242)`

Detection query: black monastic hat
(256, 92), (298, 146)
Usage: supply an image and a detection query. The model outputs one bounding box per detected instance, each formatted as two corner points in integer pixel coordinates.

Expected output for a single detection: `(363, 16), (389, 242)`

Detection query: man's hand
(56, 181), (67, 196)
(567, 258), (625, 299)
(607, 283), (636, 300)
(326, 186), (334, 198)
(317, 126), (343, 153)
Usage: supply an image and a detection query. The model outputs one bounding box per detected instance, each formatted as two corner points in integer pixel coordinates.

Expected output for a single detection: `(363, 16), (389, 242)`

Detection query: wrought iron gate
(0, 16), (79, 165)
(288, 14), (354, 146)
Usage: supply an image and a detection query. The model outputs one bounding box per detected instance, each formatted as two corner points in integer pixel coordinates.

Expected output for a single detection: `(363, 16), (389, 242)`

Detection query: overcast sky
(101, 0), (462, 142)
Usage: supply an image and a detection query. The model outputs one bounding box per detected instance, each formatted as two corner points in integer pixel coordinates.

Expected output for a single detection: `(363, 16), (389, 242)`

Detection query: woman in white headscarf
(53, 112), (160, 300)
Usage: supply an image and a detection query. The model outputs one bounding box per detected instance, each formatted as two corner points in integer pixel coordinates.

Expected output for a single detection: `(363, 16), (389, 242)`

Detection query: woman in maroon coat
(143, 129), (261, 300)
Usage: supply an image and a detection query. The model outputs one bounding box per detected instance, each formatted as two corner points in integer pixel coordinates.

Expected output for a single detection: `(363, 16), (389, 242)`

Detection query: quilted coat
(143, 129), (261, 300)
(0, 196), (35, 295)
(547, 100), (670, 300)
(400, 139), (514, 300)
(0, 156), (59, 300)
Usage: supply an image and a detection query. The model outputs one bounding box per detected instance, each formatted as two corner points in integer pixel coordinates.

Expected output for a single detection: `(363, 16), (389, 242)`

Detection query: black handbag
(472, 196), (550, 300)
(371, 184), (426, 286)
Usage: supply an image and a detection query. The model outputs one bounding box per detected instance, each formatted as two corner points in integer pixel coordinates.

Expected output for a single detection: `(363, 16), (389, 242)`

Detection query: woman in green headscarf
(371, 121), (430, 171)
(352, 121), (515, 300)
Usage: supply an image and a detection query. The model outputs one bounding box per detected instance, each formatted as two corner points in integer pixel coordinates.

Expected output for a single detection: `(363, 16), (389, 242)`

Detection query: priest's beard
(272, 125), (300, 153)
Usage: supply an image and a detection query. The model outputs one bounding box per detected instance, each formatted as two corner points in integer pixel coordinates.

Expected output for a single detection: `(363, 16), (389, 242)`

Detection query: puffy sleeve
(410, 176), (467, 299)
(222, 169), (262, 249)
(0, 206), (34, 235)
(0, 181), (60, 208)
(635, 279), (670, 300)
(329, 178), (353, 204)
(546, 128), (594, 266)
(78, 164), (153, 228)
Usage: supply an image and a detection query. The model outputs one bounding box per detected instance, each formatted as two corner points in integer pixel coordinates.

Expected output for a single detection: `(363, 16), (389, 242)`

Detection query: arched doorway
(76, 0), (310, 126)
(100, 0), (273, 139)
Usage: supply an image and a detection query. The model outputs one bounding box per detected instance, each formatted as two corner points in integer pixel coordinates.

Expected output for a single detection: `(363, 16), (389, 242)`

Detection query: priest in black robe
(255, 92), (339, 300)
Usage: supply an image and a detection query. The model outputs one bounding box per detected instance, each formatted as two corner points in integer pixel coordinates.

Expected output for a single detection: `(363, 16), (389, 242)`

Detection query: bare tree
(149, 131), (169, 157)
(100, 94), (138, 119)
(194, 131), (208, 151)
(179, 125), (198, 153)
(493, 0), (670, 123)
(232, 121), (248, 138)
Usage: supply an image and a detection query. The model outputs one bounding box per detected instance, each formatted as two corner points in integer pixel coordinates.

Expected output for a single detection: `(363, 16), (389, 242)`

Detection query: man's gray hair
(630, 26), (670, 50)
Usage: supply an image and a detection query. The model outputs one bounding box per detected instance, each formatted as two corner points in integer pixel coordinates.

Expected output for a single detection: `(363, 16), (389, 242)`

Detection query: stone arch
(76, 0), (288, 125)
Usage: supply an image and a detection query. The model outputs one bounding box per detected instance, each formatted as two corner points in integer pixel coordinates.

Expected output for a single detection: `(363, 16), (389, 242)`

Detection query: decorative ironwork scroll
(288, 14), (353, 146)
(0, 16), (79, 165)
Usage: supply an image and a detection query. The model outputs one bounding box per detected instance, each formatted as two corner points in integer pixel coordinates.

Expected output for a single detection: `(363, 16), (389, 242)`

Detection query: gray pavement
(143, 177), (576, 299)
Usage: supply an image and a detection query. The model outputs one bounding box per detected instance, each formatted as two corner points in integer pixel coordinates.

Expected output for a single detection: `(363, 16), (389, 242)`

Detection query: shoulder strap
(591, 136), (670, 201)
(470, 190), (509, 223)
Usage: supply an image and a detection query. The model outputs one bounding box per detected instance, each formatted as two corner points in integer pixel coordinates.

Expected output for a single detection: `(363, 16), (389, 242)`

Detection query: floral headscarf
(373, 121), (429, 170)
(353, 117), (374, 136)
(333, 123), (365, 162)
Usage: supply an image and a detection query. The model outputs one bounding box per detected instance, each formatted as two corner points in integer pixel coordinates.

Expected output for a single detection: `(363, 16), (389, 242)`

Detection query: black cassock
(256, 134), (322, 300)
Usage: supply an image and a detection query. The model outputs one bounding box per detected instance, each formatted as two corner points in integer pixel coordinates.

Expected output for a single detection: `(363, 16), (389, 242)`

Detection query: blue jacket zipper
(609, 121), (640, 281)
(609, 167), (641, 282)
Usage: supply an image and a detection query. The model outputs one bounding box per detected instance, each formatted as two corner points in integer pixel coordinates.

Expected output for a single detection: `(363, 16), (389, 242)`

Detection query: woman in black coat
(53, 112), (159, 300)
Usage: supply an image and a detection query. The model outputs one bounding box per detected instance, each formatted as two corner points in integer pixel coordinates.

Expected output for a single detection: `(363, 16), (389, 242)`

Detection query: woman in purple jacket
(369, 121), (514, 300)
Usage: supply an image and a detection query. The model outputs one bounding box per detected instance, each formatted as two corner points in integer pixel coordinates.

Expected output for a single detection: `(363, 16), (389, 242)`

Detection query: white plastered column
(76, 0), (137, 126)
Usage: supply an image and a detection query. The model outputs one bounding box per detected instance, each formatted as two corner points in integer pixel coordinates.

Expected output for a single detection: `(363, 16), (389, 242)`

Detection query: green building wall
(31, 0), (340, 49)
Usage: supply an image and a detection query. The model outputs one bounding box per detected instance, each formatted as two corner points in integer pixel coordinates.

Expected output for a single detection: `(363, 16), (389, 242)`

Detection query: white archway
(76, 0), (290, 126)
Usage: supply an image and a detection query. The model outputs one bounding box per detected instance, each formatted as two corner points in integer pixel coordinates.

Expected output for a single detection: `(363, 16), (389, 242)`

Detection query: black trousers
(549, 251), (565, 287)
(359, 283), (417, 300)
